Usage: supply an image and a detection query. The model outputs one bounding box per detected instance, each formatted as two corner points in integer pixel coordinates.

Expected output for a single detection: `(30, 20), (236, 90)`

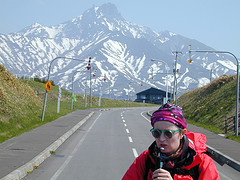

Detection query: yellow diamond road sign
(45, 81), (51, 92)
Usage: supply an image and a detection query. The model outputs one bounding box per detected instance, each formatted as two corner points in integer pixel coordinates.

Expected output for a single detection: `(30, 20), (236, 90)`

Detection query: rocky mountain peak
(85, 3), (123, 20)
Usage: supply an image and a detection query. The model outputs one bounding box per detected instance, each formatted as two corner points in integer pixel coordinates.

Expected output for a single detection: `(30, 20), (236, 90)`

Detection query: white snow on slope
(217, 59), (236, 71)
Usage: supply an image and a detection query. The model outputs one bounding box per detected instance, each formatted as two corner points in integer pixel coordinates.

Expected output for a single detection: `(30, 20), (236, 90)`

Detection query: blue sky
(0, 0), (239, 57)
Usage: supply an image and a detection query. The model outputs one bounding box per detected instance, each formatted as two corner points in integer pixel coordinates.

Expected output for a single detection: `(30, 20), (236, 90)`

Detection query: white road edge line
(50, 113), (102, 180)
(141, 111), (151, 123)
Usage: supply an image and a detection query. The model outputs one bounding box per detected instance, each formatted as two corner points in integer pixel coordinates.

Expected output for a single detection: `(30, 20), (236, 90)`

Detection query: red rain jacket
(122, 131), (220, 180)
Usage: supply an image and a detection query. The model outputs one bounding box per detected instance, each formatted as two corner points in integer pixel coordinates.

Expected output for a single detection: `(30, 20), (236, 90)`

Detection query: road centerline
(128, 136), (133, 143)
(132, 148), (138, 158)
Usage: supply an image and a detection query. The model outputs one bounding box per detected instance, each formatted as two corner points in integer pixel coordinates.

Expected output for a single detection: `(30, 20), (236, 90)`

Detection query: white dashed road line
(132, 148), (139, 158)
(122, 111), (142, 158)
(128, 136), (133, 143)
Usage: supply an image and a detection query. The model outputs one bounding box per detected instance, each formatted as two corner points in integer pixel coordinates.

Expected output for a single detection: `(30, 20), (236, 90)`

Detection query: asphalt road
(22, 107), (239, 180)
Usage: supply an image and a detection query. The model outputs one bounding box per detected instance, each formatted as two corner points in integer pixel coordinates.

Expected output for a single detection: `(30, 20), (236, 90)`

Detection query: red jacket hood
(185, 131), (207, 153)
(183, 131), (207, 170)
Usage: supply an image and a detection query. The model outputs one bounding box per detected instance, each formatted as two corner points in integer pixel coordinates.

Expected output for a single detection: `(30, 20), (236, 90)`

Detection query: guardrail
(206, 146), (240, 172)
(224, 115), (240, 134)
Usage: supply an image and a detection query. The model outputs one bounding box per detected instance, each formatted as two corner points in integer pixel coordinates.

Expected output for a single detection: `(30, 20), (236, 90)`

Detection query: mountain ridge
(0, 3), (237, 100)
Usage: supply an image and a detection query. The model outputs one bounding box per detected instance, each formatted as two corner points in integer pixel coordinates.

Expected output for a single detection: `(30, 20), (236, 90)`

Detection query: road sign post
(45, 81), (52, 92)
(41, 81), (52, 121)
(41, 57), (86, 121)
(41, 91), (48, 121)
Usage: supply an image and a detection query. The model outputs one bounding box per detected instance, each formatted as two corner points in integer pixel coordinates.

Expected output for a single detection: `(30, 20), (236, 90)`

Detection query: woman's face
(153, 121), (185, 154)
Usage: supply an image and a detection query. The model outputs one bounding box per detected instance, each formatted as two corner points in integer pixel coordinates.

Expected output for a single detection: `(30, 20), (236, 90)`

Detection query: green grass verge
(178, 75), (240, 143)
(0, 78), (154, 143)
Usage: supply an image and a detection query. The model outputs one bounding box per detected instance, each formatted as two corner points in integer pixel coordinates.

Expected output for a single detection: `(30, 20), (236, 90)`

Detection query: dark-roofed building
(135, 87), (172, 104)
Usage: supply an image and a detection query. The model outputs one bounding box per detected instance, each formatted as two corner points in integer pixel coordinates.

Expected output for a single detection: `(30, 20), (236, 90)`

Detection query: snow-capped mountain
(0, 3), (237, 100)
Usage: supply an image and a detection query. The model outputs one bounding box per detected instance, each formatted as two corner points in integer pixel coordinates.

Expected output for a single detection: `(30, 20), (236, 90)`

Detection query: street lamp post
(99, 85), (102, 107)
(94, 75), (108, 107)
(172, 51), (182, 105)
(102, 75), (111, 99)
(188, 45), (239, 136)
(41, 57), (86, 121)
(151, 59), (170, 104)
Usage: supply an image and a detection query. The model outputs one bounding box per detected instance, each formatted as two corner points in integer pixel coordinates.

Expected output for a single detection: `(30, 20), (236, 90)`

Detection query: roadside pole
(41, 57), (86, 121)
(42, 91), (48, 121)
(42, 81), (51, 121)
(99, 86), (102, 107)
(84, 85), (87, 107)
(172, 51), (182, 105)
(86, 57), (92, 107)
(57, 86), (61, 113)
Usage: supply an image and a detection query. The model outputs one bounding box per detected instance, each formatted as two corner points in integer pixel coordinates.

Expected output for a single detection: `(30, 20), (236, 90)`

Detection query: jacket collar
(148, 135), (202, 169)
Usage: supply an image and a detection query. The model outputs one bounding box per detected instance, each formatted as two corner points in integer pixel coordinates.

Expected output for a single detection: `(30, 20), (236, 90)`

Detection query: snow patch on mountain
(198, 77), (210, 87)
(182, 76), (197, 89)
(217, 59), (236, 71)
(0, 3), (237, 100)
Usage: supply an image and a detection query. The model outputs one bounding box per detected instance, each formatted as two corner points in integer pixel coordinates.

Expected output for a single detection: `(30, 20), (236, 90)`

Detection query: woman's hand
(152, 168), (173, 180)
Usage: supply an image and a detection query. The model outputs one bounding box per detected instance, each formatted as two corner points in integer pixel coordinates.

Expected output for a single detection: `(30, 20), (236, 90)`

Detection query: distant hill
(178, 74), (237, 134)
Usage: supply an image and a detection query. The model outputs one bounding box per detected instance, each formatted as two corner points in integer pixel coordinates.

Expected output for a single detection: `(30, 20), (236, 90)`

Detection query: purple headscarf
(151, 103), (187, 129)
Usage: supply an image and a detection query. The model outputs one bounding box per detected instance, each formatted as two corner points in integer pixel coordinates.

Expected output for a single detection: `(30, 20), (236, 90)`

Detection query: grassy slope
(178, 74), (240, 142)
(0, 65), (43, 141)
(0, 65), (154, 143)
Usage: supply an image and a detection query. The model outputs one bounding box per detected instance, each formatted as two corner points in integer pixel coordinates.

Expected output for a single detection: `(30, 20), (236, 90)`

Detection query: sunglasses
(150, 128), (181, 139)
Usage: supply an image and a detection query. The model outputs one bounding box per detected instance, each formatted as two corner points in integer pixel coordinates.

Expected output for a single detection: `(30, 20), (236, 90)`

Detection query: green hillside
(178, 74), (240, 141)
(0, 65), (154, 143)
(0, 65), (43, 141)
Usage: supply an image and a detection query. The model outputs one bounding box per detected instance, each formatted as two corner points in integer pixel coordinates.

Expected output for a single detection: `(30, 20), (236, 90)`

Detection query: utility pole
(87, 57), (92, 107)
(210, 69), (213, 82)
(99, 85), (102, 107)
(172, 51), (182, 105)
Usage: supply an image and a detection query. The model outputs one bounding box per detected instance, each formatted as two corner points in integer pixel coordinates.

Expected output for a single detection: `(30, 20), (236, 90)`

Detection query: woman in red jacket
(122, 103), (220, 180)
